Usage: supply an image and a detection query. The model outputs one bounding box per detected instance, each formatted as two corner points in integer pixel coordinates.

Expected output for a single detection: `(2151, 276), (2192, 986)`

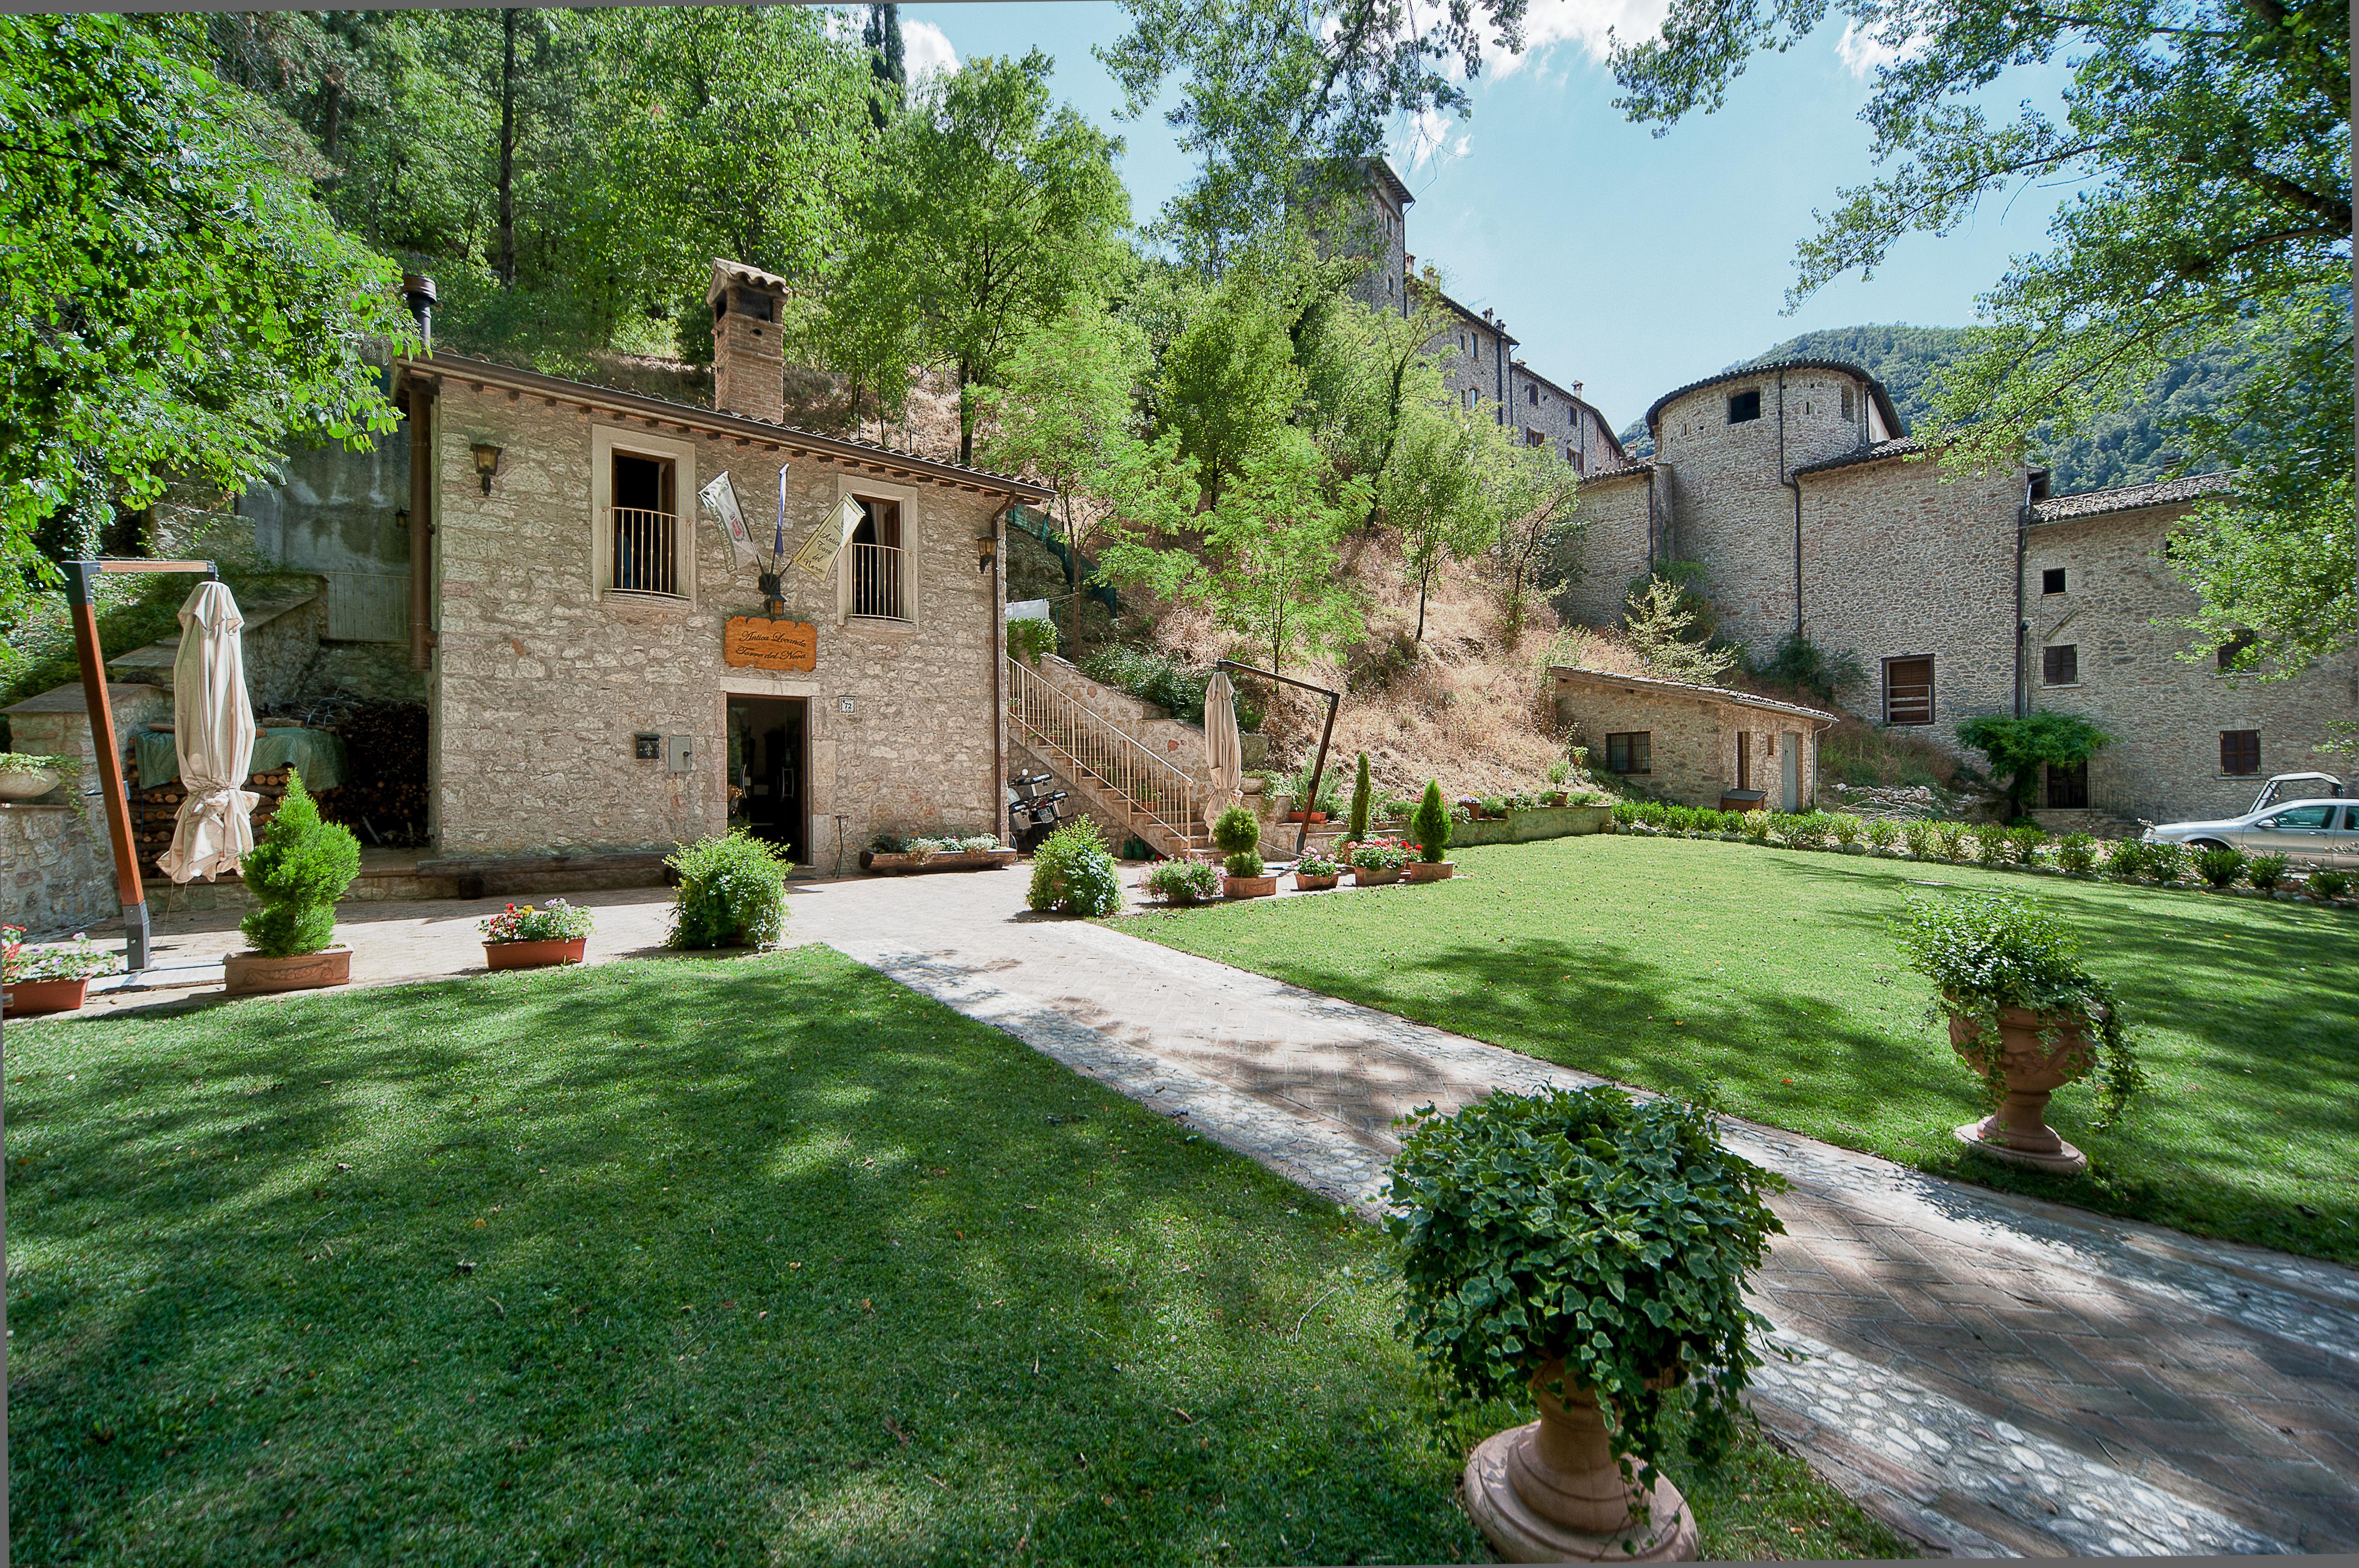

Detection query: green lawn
(6, 950), (1898, 1565)
(1128, 835), (2359, 1265)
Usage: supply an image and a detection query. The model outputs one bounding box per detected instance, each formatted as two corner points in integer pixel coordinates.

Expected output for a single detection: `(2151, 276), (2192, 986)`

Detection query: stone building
(1565, 358), (2355, 824)
(394, 258), (1048, 869)
(1551, 666), (1834, 811)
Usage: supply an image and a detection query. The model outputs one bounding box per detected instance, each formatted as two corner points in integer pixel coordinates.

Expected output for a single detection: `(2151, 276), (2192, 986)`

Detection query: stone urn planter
(1403, 860), (1456, 883)
(1463, 1363), (1697, 1563)
(1293, 872), (1339, 891)
(1351, 864), (1401, 886)
(485, 937), (588, 970)
(3, 976), (90, 1016)
(1222, 873), (1279, 899)
(1946, 1004), (2097, 1174)
(0, 767), (60, 802)
(225, 946), (353, 997)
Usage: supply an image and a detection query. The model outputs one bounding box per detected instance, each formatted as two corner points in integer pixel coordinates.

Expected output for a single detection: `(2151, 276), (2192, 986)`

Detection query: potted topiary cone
(1404, 780), (1455, 882)
(1390, 1087), (1786, 1564)
(1900, 892), (2144, 1175)
(226, 768), (362, 996)
(1214, 805), (1276, 898)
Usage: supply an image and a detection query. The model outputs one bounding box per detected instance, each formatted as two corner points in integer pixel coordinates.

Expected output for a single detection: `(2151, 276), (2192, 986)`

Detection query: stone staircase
(1006, 656), (1216, 861)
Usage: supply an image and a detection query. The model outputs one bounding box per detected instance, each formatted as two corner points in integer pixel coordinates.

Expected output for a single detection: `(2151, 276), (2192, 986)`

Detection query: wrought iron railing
(848, 542), (906, 620)
(609, 507), (680, 596)
(1006, 655), (1207, 854)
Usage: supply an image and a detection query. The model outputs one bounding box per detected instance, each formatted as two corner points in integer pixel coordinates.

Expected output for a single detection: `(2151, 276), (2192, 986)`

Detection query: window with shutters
(1604, 732), (1651, 775)
(2220, 730), (2261, 776)
(1882, 656), (1934, 725)
(2041, 645), (2078, 686)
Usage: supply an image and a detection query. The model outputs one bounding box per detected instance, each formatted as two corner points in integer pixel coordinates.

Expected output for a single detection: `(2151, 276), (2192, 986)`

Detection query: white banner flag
(790, 493), (865, 583)
(698, 473), (758, 571)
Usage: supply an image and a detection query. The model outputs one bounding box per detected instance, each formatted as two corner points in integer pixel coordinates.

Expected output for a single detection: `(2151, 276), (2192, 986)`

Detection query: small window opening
(1727, 390), (1761, 424)
(1841, 386), (1855, 420)
(2041, 567), (2067, 595)
(2041, 645), (2078, 686)
(1604, 732), (1651, 775)
(2216, 629), (2258, 672)
(2220, 730), (2261, 776)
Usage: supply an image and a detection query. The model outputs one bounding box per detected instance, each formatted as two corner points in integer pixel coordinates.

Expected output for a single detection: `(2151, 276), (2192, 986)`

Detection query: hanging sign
(790, 493), (865, 583)
(699, 474), (758, 572)
(723, 615), (818, 671)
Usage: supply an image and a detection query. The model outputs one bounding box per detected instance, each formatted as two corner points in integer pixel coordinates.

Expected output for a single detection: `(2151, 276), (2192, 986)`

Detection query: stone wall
(1552, 675), (1822, 810)
(426, 382), (1006, 861)
(2022, 503), (2358, 823)
(1562, 471), (1654, 625)
(2, 800), (113, 938)
(1799, 454), (2023, 735)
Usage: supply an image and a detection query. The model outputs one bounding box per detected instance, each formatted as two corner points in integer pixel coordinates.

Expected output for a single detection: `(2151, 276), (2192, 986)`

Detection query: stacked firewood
(126, 762), (287, 875)
(266, 698), (430, 847)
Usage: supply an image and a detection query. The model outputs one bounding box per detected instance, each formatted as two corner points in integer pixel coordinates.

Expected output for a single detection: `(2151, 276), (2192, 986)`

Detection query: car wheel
(2189, 839), (2230, 853)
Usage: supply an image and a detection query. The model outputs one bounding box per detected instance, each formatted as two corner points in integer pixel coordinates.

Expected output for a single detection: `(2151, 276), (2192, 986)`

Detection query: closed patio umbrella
(1202, 670), (1244, 835)
(157, 581), (260, 884)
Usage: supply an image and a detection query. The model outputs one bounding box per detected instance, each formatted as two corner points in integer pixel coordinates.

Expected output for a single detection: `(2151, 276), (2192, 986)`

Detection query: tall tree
(1480, 432), (1585, 648)
(0, 16), (414, 609)
(1608, 0), (2352, 673)
(1152, 256), (1311, 506)
(1192, 431), (1370, 674)
(838, 50), (1130, 463)
(863, 3), (906, 130)
(1102, 0), (1534, 267)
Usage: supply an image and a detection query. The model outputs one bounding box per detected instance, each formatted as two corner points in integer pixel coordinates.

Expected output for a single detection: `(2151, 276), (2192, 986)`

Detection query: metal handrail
(1006, 656), (1206, 851)
(848, 541), (906, 620)
(609, 507), (680, 595)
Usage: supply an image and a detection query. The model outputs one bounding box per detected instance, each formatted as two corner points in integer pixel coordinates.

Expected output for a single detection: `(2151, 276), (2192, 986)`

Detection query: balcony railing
(1884, 683), (1933, 726)
(609, 507), (680, 596)
(847, 541), (906, 620)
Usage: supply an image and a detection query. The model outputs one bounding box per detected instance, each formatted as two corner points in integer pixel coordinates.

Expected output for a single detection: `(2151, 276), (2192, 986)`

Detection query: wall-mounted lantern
(470, 442), (504, 495)
(976, 532), (998, 575)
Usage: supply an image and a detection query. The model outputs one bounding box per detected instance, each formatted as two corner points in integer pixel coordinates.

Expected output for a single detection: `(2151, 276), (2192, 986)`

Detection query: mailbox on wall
(664, 735), (694, 775)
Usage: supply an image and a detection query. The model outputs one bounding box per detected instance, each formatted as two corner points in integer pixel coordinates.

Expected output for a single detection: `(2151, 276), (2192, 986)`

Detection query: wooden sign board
(723, 616), (817, 671)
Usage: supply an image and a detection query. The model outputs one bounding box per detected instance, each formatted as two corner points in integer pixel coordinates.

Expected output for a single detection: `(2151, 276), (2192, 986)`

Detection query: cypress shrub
(238, 768), (360, 958)
(1410, 780), (1452, 863)
(1346, 752), (1373, 842)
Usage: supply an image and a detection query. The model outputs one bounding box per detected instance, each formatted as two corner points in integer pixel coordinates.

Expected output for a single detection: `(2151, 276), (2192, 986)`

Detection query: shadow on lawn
(7, 957), (1491, 1568)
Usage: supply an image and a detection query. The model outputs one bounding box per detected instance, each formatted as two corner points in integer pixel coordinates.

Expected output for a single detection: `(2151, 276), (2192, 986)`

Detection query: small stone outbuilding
(1551, 666), (1836, 812)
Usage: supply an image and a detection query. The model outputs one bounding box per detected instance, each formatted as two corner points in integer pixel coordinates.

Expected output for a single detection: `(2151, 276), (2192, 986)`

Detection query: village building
(1552, 666), (1836, 812)
(1564, 360), (2355, 826)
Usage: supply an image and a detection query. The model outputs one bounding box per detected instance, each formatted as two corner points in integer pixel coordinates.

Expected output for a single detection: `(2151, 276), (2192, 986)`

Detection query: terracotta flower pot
(1945, 1002), (2096, 1174)
(1351, 864), (1402, 885)
(1282, 811), (1329, 824)
(1222, 874), (1279, 899)
(1463, 1361), (1697, 1563)
(223, 946), (353, 997)
(3, 976), (91, 1016)
(484, 937), (588, 970)
(1403, 860), (1456, 882)
(1293, 873), (1339, 891)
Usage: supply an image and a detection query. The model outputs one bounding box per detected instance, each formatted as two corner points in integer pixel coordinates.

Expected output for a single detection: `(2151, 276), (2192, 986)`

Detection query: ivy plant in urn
(1387, 1087), (1786, 1562)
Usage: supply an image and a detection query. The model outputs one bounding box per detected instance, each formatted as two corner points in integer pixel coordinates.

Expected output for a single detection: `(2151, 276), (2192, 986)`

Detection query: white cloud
(901, 19), (959, 82)
(1834, 17), (1922, 77)
(1489, 0), (1671, 77)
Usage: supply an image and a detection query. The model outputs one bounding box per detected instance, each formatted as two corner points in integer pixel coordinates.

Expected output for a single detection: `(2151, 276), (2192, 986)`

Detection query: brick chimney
(706, 258), (790, 424)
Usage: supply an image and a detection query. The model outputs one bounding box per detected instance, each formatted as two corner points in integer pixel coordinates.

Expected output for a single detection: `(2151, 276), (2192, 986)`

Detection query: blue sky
(901, 2), (2076, 435)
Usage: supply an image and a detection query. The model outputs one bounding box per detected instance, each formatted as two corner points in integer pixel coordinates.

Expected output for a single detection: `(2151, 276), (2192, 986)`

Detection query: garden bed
(861, 848), (1020, 875)
(1438, 803), (1613, 847)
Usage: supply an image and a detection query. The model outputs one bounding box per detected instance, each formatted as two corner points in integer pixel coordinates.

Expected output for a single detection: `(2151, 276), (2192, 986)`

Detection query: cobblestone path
(790, 867), (2359, 1557)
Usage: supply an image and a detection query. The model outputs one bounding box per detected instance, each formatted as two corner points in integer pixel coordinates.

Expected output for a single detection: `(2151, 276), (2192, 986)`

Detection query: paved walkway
(72, 866), (2359, 1555)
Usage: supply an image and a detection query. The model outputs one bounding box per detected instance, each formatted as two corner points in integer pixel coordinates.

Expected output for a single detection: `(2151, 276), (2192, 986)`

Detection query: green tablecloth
(133, 726), (347, 792)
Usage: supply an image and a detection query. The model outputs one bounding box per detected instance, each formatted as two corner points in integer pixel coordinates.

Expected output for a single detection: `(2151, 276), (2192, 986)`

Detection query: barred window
(1604, 732), (1651, 775)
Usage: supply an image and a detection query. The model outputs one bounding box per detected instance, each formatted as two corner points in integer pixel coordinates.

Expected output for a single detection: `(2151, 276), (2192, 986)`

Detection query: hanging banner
(698, 474), (758, 572)
(790, 493), (865, 583)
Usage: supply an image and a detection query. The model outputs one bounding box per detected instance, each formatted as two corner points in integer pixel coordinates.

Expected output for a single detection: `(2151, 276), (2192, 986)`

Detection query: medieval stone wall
(2022, 503), (2358, 823)
(427, 385), (1003, 860)
(1561, 472), (1654, 626)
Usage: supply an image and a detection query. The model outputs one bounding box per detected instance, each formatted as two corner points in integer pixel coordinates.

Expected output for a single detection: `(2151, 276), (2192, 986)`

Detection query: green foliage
(1931, 822), (1968, 863)
(2, 16), (416, 607)
(665, 831), (790, 950)
(1026, 818), (1123, 917)
(1623, 574), (1737, 686)
(1898, 892), (2144, 1128)
(1750, 632), (1864, 702)
(1780, 813), (1830, 849)
(1377, 795), (1415, 822)
(1346, 752), (1373, 842)
(1865, 818), (1900, 851)
(2005, 825), (2048, 865)
(1349, 839), (1410, 872)
(2195, 844), (2249, 889)
(1005, 616), (1059, 665)
(2143, 841), (2189, 885)
(2, 930), (121, 984)
(1970, 821), (2012, 867)
(237, 770), (361, 958)
(1212, 804), (1260, 857)
(1143, 857), (1221, 903)
(1828, 814), (1864, 846)
(1409, 780), (1451, 864)
(1149, 250), (1316, 506)
(1387, 1087), (1787, 1490)
(2308, 868), (2352, 900)
(1194, 434), (1369, 675)
(1902, 821), (1935, 858)
(1294, 851), (1344, 878)
(1956, 712), (2113, 817)
(1222, 850), (1266, 878)
(2246, 852), (2290, 891)
(479, 899), (594, 944)
(1741, 811), (1775, 844)
(2055, 833), (2100, 874)
(1284, 758), (1344, 817)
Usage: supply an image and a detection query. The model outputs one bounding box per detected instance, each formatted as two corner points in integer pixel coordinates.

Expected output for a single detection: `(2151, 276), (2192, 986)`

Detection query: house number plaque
(723, 615), (818, 671)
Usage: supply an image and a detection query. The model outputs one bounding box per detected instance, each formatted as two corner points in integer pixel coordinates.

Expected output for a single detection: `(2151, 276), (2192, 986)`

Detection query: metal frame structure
(64, 558), (218, 971)
(1213, 659), (1341, 858)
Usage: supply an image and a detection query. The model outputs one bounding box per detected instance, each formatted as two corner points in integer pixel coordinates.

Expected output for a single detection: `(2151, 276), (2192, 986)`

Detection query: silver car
(2146, 775), (2358, 867)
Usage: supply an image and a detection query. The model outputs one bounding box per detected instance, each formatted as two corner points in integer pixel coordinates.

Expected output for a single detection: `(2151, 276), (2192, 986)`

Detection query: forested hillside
(1617, 324), (2246, 495)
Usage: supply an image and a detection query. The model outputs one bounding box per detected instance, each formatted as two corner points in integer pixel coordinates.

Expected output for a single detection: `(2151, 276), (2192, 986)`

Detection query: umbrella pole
(65, 563), (150, 971)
